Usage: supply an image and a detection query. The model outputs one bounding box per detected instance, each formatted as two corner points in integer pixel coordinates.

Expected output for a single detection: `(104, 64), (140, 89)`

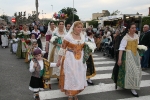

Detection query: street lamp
(72, 0), (74, 23)
(51, 5), (53, 12)
(42, 10), (46, 24)
(51, 5), (53, 19)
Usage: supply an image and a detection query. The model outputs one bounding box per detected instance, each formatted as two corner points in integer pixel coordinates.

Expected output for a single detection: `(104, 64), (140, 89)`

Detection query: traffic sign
(11, 18), (16, 23)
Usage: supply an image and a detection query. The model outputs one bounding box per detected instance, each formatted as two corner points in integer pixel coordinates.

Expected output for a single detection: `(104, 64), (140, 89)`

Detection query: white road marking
(39, 80), (150, 100)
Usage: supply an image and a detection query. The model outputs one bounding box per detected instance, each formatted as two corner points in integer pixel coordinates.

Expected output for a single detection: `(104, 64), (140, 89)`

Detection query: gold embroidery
(126, 39), (138, 56)
(67, 42), (84, 60)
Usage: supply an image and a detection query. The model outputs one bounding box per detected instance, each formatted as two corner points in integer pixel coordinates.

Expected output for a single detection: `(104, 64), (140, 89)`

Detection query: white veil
(67, 22), (84, 37)
(67, 23), (74, 35)
(53, 23), (67, 36)
(47, 22), (51, 31)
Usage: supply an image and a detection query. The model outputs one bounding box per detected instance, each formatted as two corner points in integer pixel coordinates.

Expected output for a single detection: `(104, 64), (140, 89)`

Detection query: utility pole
(51, 5), (53, 19)
(72, 0), (74, 23)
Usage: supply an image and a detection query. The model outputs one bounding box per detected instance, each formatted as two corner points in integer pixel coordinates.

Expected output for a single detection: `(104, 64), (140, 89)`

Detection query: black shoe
(87, 80), (94, 85)
(131, 91), (139, 97)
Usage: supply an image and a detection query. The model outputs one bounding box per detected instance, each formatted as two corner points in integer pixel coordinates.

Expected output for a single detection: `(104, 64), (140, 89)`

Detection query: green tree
(142, 16), (150, 27)
(61, 7), (77, 17)
(65, 14), (80, 25)
(88, 20), (98, 28)
(60, 7), (79, 25)
(0, 15), (10, 24)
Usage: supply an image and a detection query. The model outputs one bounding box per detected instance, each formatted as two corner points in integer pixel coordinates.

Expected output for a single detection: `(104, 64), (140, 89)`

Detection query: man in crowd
(139, 25), (150, 70)
(66, 23), (71, 32)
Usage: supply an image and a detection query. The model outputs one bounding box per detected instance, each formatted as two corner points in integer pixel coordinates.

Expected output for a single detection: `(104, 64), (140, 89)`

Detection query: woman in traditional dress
(10, 33), (18, 53)
(57, 21), (87, 100)
(32, 25), (42, 49)
(0, 26), (9, 48)
(85, 32), (96, 85)
(45, 22), (55, 59)
(16, 25), (31, 58)
(48, 21), (67, 80)
(112, 23), (141, 97)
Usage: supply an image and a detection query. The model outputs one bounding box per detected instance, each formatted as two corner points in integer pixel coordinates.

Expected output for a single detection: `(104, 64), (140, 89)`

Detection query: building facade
(92, 10), (110, 20)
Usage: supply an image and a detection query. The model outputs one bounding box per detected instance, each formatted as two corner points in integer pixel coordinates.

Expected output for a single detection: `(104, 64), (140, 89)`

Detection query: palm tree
(35, 0), (39, 20)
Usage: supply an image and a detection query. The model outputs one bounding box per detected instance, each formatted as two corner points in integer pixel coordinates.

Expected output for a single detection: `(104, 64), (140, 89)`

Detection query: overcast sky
(0, 0), (150, 20)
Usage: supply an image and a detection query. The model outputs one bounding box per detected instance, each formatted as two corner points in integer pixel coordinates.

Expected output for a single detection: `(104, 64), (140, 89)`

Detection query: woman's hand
(57, 44), (62, 47)
(53, 43), (61, 47)
(56, 59), (61, 67)
(117, 59), (122, 66)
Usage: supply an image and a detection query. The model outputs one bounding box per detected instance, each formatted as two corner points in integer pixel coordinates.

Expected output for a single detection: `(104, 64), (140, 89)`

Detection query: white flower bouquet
(50, 36), (58, 43)
(137, 45), (147, 56)
(83, 42), (96, 63)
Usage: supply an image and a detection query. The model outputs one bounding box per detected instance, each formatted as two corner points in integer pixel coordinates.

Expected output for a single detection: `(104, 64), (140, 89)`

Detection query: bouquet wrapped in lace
(137, 45), (147, 56)
(83, 41), (96, 63)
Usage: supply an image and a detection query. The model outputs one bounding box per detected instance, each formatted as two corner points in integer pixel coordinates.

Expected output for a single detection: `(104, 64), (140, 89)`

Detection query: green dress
(112, 34), (141, 90)
(16, 33), (30, 58)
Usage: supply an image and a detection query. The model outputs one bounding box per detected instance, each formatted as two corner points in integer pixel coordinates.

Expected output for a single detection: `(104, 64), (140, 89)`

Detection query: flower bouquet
(53, 11), (68, 20)
(50, 34), (62, 43)
(16, 32), (24, 39)
(137, 45), (147, 56)
(24, 40), (31, 45)
(83, 42), (96, 63)
(50, 35), (59, 44)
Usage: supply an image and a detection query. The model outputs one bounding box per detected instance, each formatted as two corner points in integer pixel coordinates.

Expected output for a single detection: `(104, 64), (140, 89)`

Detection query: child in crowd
(29, 49), (56, 100)
(25, 40), (45, 62)
(10, 33), (18, 53)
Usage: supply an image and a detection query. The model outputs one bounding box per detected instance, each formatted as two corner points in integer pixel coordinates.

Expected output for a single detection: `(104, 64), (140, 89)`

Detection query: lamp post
(51, 5), (53, 12)
(51, 5), (53, 19)
(72, 0), (74, 23)
(42, 10), (46, 24)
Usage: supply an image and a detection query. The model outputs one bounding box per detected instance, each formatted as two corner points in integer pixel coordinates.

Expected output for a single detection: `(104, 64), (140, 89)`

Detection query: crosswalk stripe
(91, 71), (149, 80)
(39, 80), (150, 100)
(48, 70), (149, 86)
(92, 54), (98, 57)
(93, 57), (106, 60)
(95, 66), (114, 70)
(118, 95), (150, 100)
(94, 61), (115, 65)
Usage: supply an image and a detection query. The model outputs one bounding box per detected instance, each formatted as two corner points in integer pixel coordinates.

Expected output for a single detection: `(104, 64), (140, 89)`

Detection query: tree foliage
(65, 14), (80, 25)
(60, 7), (79, 25)
(88, 20), (98, 28)
(61, 7), (77, 17)
(142, 16), (150, 26)
(0, 15), (10, 24)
